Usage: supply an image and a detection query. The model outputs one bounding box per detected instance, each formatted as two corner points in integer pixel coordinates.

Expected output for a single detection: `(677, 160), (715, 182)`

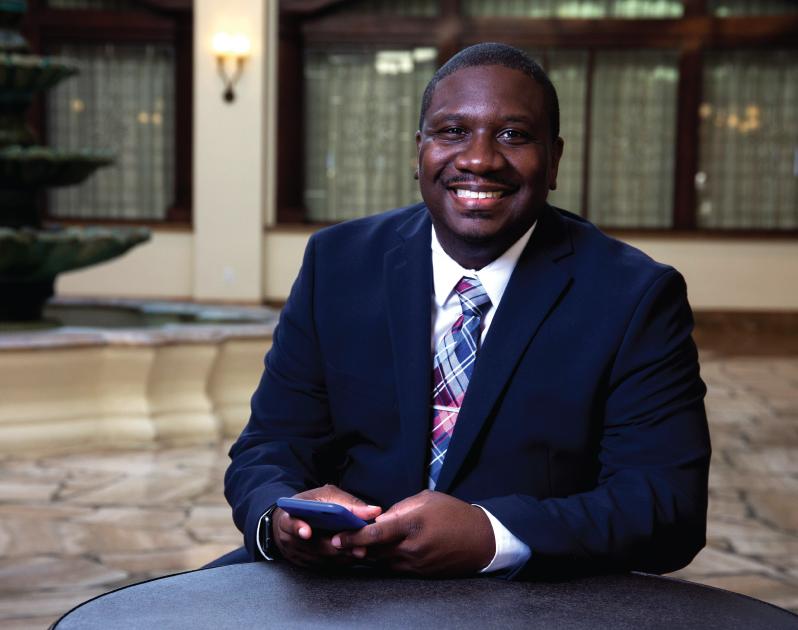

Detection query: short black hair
(418, 42), (560, 142)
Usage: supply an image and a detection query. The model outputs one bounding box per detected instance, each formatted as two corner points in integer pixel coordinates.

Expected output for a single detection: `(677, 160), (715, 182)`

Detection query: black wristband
(258, 503), (279, 561)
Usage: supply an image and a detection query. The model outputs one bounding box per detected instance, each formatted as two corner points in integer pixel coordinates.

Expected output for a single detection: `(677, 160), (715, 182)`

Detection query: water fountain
(0, 0), (277, 454)
(0, 0), (150, 321)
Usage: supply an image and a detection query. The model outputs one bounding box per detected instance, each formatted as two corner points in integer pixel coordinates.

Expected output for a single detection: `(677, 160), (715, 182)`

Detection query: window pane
(304, 48), (436, 222)
(588, 51), (678, 228)
(697, 51), (798, 229)
(47, 44), (175, 220)
(546, 50), (588, 216)
(709, 0), (798, 16)
(463, 0), (682, 18)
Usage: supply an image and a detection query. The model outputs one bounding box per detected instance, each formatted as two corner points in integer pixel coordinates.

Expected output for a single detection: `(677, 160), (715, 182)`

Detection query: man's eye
(439, 127), (466, 137)
(498, 129), (529, 142)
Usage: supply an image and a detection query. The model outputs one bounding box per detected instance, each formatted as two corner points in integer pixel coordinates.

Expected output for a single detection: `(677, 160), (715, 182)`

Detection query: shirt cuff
(474, 505), (532, 574)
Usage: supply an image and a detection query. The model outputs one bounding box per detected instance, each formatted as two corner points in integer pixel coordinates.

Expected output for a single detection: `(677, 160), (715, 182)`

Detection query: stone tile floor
(1, 351), (797, 628)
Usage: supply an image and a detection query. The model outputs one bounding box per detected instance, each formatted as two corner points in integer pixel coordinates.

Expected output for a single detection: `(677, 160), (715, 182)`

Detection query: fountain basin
(0, 53), (79, 99)
(0, 146), (114, 187)
(0, 226), (151, 320)
(0, 226), (150, 279)
(0, 298), (278, 454)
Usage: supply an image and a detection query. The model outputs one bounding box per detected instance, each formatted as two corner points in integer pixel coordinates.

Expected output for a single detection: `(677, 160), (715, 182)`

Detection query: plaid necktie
(428, 276), (492, 489)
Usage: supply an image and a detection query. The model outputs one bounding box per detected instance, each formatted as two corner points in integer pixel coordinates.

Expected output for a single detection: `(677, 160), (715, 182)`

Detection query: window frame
(21, 0), (193, 226)
(278, 0), (798, 236)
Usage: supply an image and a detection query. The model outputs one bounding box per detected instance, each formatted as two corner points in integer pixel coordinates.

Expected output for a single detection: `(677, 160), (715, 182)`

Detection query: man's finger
(277, 512), (313, 540)
(349, 504), (382, 520)
(374, 490), (431, 522)
(318, 489), (382, 520)
(301, 485), (383, 521)
(332, 516), (408, 549)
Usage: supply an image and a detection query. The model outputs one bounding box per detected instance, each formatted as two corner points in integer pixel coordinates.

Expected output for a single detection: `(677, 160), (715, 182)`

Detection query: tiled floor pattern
(1, 354), (797, 628)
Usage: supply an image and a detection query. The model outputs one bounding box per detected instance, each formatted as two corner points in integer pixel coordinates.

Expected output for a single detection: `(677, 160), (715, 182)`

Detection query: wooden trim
(710, 15), (798, 48)
(682, 0), (707, 19)
(137, 0), (193, 11)
(303, 15), (441, 45)
(168, 10), (193, 224)
(276, 13), (305, 223)
(437, 0), (463, 64)
(43, 218), (192, 231)
(462, 16), (798, 49)
(673, 45), (702, 230)
(580, 51), (594, 220)
(34, 9), (176, 42)
(280, 0), (351, 16)
(693, 310), (798, 356)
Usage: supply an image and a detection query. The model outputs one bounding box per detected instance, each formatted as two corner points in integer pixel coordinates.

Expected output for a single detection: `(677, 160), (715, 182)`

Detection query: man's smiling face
(416, 64), (563, 267)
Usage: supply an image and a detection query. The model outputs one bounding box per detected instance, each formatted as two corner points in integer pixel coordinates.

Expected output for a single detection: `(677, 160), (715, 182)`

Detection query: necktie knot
(455, 277), (491, 320)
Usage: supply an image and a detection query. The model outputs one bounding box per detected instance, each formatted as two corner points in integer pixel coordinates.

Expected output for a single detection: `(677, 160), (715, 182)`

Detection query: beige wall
(192, 0), (271, 302)
(624, 237), (798, 311)
(57, 230), (193, 299)
(57, 0), (798, 312)
(259, 230), (798, 311)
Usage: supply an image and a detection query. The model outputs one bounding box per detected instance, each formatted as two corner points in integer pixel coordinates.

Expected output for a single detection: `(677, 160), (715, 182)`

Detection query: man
(222, 43), (711, 578)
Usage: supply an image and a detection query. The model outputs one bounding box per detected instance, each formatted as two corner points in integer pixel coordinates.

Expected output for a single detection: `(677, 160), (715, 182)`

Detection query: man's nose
(453, 132), (506, 173)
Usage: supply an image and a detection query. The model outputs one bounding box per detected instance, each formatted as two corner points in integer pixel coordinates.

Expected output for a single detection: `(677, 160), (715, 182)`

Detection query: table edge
(51, 565), (798, 628)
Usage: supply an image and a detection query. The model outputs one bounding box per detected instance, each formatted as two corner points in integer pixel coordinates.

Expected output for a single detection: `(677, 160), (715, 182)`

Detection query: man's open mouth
(447, 185), (512, 208)
(453, 189), (505, 200)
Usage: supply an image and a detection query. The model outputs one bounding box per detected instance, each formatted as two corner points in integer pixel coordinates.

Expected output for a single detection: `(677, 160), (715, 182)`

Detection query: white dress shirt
(430, 223), (535, 574)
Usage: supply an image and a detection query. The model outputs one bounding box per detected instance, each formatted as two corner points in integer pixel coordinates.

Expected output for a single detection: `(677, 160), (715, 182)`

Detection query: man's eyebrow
(501, 115), (535, 125)
(426, 114), (466, 125)
(427, 113), (537, 126)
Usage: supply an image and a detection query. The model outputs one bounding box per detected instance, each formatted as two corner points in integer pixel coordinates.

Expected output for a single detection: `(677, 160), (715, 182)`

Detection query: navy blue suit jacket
(225, 203), (711, 576)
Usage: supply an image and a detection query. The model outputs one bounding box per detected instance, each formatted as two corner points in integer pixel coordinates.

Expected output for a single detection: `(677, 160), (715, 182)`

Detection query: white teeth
(455, 189), (503, 199)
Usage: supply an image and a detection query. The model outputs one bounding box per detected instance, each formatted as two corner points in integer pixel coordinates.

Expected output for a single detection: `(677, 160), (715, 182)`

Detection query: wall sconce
(212, 32), (251, 103)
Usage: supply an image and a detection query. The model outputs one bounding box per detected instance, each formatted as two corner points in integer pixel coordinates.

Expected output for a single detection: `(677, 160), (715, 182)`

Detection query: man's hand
(331, 490), (495, 576)
(272, 485), (382, 568)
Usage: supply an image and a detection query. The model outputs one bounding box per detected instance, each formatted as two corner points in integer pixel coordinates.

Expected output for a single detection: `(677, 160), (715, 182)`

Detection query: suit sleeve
(478, 269), (711, 577)
(224, 236), (336, 558)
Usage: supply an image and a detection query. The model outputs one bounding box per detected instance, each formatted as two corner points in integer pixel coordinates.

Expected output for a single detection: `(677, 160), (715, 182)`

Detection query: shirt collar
(431, 222), (537, 309)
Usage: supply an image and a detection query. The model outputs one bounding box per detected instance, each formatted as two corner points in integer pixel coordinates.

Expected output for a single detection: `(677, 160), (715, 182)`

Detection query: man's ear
(414, 130), (422, 179)
(549, 136), (565, 190)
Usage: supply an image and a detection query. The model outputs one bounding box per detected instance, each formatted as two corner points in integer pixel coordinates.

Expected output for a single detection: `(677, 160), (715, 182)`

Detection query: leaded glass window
(283, 0), (798, 233)
(697, 50), (798, 229)
(589, 51), (678, 228)
(546, 51), (588, 216)
(47, 44), (176, 221)
(463, 0), (682, 18)
(303, 48), (436, 221)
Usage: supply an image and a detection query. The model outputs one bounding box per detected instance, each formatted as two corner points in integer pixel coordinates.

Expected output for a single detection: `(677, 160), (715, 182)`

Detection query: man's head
(418, 43), (560, 144)
(416, 43), (564, 270)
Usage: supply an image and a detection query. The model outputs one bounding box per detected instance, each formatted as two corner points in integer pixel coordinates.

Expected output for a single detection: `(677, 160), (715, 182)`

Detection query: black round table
(53, 562), (798, 629)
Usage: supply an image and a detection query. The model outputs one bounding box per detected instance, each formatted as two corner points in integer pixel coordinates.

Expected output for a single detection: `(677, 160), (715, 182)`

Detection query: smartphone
(276, 497), (368, 531)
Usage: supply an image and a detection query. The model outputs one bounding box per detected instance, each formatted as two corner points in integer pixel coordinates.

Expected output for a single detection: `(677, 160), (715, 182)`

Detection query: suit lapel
(384, 208), (433, 495)
(434, 207), (575, 493)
